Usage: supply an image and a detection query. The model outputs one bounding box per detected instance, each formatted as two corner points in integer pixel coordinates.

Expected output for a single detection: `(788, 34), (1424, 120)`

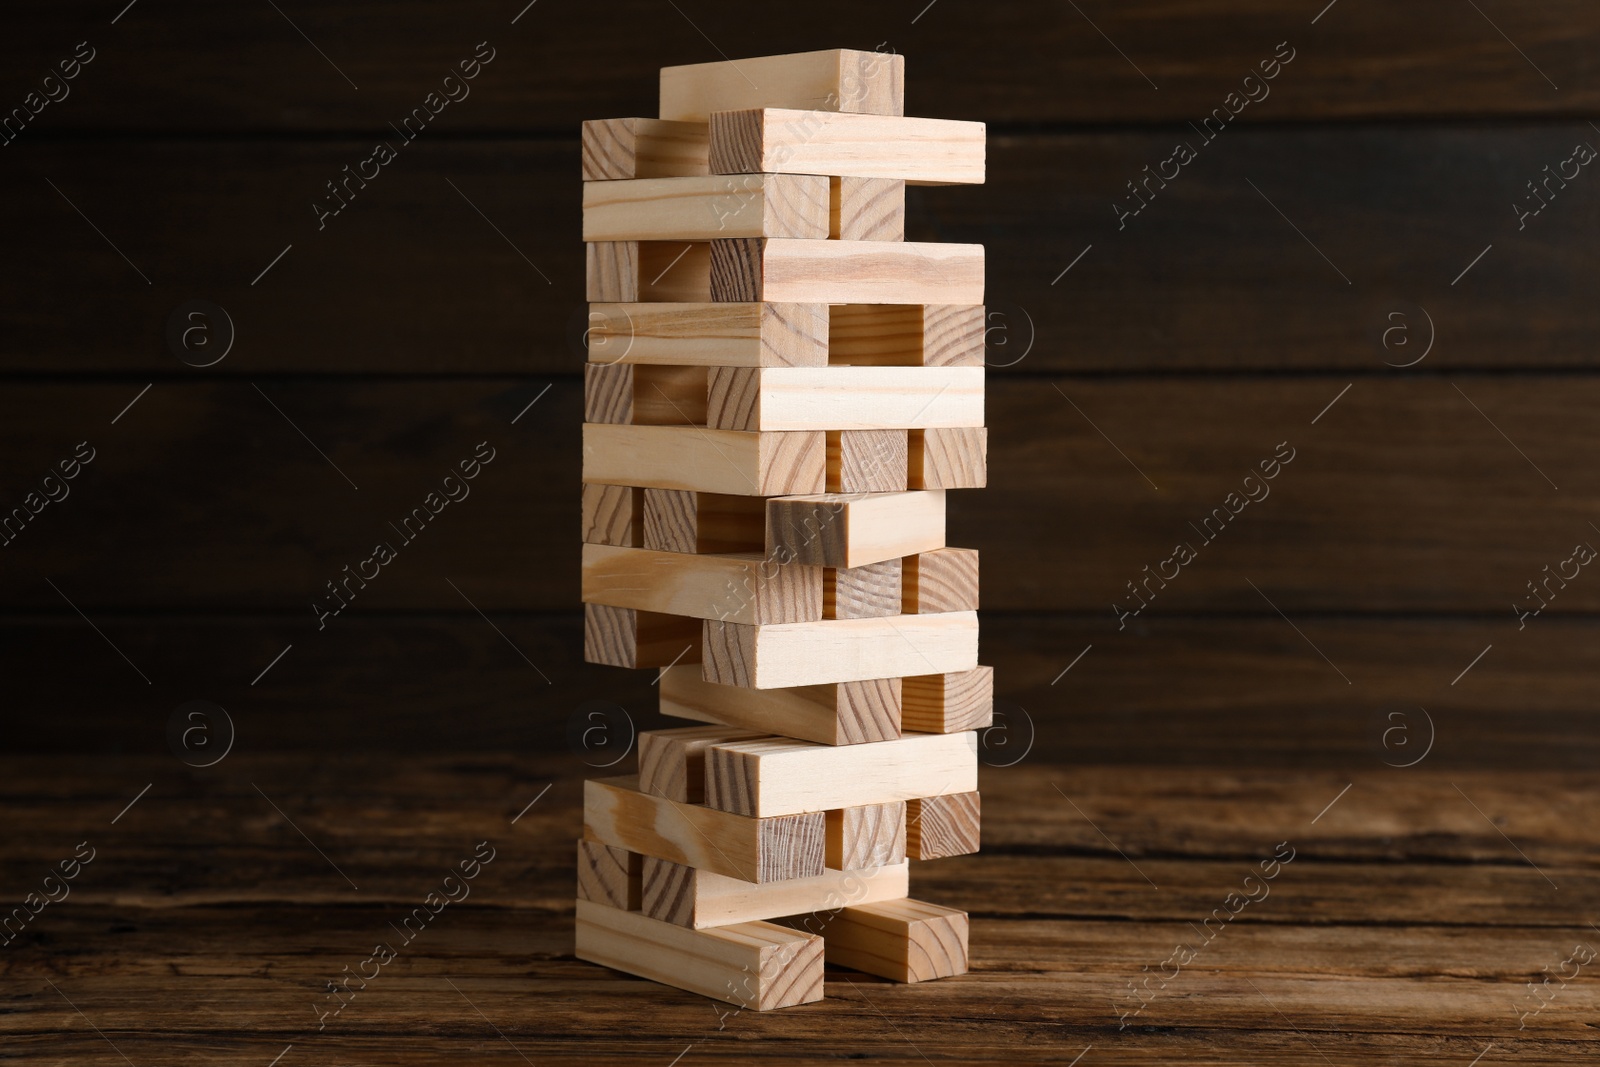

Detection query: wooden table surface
(3, 752), (1595, 1065)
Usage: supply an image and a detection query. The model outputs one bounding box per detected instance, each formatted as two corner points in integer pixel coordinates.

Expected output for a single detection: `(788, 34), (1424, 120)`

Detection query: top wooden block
(660, 49), (904, 123)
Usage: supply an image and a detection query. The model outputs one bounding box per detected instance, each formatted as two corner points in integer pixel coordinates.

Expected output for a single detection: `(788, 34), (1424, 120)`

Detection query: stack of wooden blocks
(574, 48), (989, 1010)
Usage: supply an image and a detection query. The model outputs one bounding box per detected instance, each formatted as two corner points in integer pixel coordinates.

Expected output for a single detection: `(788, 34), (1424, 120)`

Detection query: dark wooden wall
(5, 1), (1597, 762)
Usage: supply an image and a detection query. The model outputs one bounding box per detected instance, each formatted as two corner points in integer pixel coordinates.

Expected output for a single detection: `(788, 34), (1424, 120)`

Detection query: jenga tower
(574, 48), (988, 1010)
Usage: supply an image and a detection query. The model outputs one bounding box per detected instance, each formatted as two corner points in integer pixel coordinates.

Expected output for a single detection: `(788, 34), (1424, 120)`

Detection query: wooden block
(576, 839), (642, 910)
(906, 792), (980, 860)
(826, 802), (907, 870)
(581, 117), (709, 180)
(826, 559), (903, 620)
(583, 424), (825, 497)
(780, 899), (969, 983)
(583, 603), (701, 669)
(586, 240), (712, 302)
(583, 361), (633, 424)
(659, 48), (904, 122)
(584, 775), (824, 883)
(585, 302), (828, 368)
(583, 174), (831, 241)
(639, 725), (769, 804)
(904, 547), (979, 613)
(642, 489), (765, 554)
(831, 176), (905, 241)
(705, 367), (984, 431)
(704, 612), (978, 690)
(710, 109), (985, 185)
(643, 855), (908, 929)
(585, 363), (709, 426)
(767, 490), (945, 569)
(581, 483), (643, 547)
(910, 426), (987, 489)
(709, 238), (984, 305)
(902, 666), (994, 734)
(659, 665), (900, 746)
(574, 898), (823, 1010)
(582, 543), (821, 626)
(828, 429), (908, 493)
(705, 730), (978, 816)
(828, 305), (985, 367)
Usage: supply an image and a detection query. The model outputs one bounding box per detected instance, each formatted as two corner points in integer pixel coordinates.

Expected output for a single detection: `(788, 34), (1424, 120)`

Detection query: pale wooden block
(643, 855), (908, 929)
(911, 426), (987, 489)
(586, 240), (713, 302)
(705, 367), (984, 431)
(828, 429), (908, 493)
(659, 48), (904, 122)
(826, 802), (907, 870)
(703, 612), (978, 690)
(826, 559), (903, 620)
(581, 483), (643, 547)
(831, 176), (905, 241)
(922, 305), (987, 367)
(583, 174), (831, 241)
(586, 363), (709, 426)
(642, 489), (766, 554)
(704, 730), (978, 816)
(901, 666), (994, 734)
(827, 304), (986, 367)
(904, 547), (980, 613)
(639, 725), (769, 804)
(780, 898), (969, 983)
(583, 361), (634, 424)
(581, 117), (709, 180)
(585, 302), (828, 367)
(574, 898), (823, 1010)
(582, 543), (822, 626)
(584, 775), (824, 883)
(710, 238), (984, 304)
(576, 839), (641, 910)
(767, 490), (945, 569)
(906, 792), (980, 860)
(710, 109), (985, 185)
(659, 664), (900, 746)
(583, 602), (701, 669)
(583, 424), (825, 497)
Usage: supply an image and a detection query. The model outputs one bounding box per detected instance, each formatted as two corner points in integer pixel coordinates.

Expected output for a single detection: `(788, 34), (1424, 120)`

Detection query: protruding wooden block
(904, 548), (979, 613)
(902, 666), (994, 734)
(780, 899), (969, 983)
(767, 490), (945, 569)
(659, 48), (904, 122)
(704, 731), (979, 816)
(584, 424), (825, 497)
(639, 725), (769, 804)
(827, 802), (907, 870)
(709, 238), (984, 304)
(584, 603), (701, 669)
(582, 544), (821, 626)
(576, 839), (642, 910)
(584, 363), (708, 425)
(584, 174), (832, 241)
(705, 367), (984, 431)
(575, 898), (823, 1010)
(710, 109), (985, 185)
(642, 855), (908, 928)
(660, 665), (900, 746)
(584, 775), (824, 883)
(828, 429), (909, 492)
(642, 489), (765, 554)
(906, 792), (980, 860)
(911, 426), (987, 489)
(831, 176), (905, 241)
(585, 302), (828, 368)
(704, 612), (979, 690)
(828, 304), (984, 367)
(587, 240), (713, 302)
(581, 117), (709, 181)
(826, 559), (903, 620)
(582, 483), (643, 547)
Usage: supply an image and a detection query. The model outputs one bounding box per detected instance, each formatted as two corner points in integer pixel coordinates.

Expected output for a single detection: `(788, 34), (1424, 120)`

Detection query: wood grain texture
(911, 426), (988, 489)
(642, 490), (766, 554)
(705, 367), (984, 431)
(583, 424), (825, 496)
(582, 117), (709, 180)
(581, 483), (643, 547)
(904, 547), (980, 613)
(709, 109), (985, 185)
(660, 665), (901, 746)
(710, 237), (986, 304)
(906, 792), (981, 860)
(826, 801), (908, 870)
(582, 361), (634, 424)
(826, 558), (903, 620)
(783, 899), (970, 983)
(767, 491), (946, 569)
(586, 240), (715, 302)
(583, 174), (831, 240)
(584, 603), (701, 669)
(581, 543), (821, 626)
(585, 302), (829, 367)
(831, 176), (906, 241)
(703, 612), (979, 689)
(828, 304), (985, 366)
(828, 429), (909, 493)
(902, 667), (995, 735)
(575, 839), (642, 909)
(584, 775), (824, 884)
(704, 731), (978, 816)
(638, 725), (769, 805)
(660, 49), (904, 122)
(642, 855), (909, 929)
